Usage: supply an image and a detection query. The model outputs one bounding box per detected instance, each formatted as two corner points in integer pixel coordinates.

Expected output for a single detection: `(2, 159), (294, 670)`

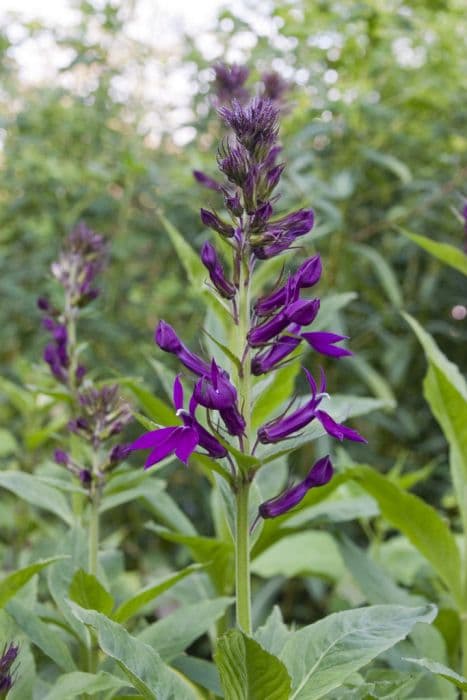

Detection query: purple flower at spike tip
(130, 376), (227, 468)
(258, 368), (366, 445)
(219, 98), (279, 158)
(301, 332), (352, 358)
(201, 242), (236, 299)
(258, 456), (333, 520)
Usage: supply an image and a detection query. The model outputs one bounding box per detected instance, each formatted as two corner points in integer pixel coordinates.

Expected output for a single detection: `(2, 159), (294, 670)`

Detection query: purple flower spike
(193, 359), (238, 409)
(315, 410), (367, 444)
(201, 241), (236, 299)
(193, 170), (223, 192)
(302, 331), (352, 358)
(258, 456), (333, 519)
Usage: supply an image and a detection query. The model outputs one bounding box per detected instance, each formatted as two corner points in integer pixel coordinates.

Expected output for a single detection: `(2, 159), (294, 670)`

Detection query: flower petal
(316, 410), (367, 443)
(130, 426), (178, 451)
(174, 426), (199, 464)
(173, 375), (184, 412)
(144, 427), (185, 468)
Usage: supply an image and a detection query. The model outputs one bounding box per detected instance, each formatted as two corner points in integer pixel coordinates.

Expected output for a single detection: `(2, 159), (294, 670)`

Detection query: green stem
(87, 485), (101, 675)
(235, 481), (252, 633)
(234, 255), (252, 634)
(462, 486), (467, 694)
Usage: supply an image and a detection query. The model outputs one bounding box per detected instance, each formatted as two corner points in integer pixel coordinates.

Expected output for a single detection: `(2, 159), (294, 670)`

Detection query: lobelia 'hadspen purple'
(131, 68), (366, 632)
(0, 643), (18, 697)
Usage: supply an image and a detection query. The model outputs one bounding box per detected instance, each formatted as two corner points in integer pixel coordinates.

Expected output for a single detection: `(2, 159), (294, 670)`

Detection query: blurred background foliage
(0, 0), (465, 572)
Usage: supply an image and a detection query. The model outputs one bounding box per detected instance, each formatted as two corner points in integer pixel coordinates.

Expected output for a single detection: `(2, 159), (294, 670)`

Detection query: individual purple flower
(251, 327), (302, 375)
(200, 208), (235, 238)
(130, 376), (226, 467)
(254, 255), (322, 316)
(219, 405), (246, 436)
(54, 449), (70, 466)
(258, 456), (333, 520)
(301, 331), (352, 358)
(258, 369), (366, 444)
(248, 298), (320, 347)
(109, 443), (132, 464)
(201, 242), (236, 299)
(0, 642), (18, 697)
(155, 321), (210, 376)
(193, 359), (238, 410)
(193, 170), (223, 192)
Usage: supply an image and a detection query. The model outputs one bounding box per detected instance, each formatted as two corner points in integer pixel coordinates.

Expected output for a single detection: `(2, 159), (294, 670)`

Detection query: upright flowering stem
(234, 256), (253, 634)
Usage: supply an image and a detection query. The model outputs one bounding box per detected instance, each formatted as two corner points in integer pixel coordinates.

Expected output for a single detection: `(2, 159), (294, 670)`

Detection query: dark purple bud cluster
(71, 385), (132, 448)
(51, 222), (108, 307)
(213, 63), (250, 105)
(0, 643), (18, 697)
(261, 70), (290, 104)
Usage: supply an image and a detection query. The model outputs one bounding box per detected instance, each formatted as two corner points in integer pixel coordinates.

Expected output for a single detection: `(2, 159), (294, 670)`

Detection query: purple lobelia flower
(130, 376), (227, 467)
(155, 320), (211, 376)
(258, 369), (366, 445)
(257, 455), (333, 520)
(201, 242), (236, 299)
(0, 642), (18, 697)
(301, 331), (352, 358)
(254, 255), (322, 317)
(193, 359), (238, 410)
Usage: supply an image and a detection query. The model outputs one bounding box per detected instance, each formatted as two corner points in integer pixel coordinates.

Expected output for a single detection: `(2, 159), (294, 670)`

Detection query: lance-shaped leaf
(0, 556), (66, 608)
(399, 227), (467, 276)
(254, 606), (291, 657)
(280, 604), (436, 700)
(69, 569), (114, 616)
(0, 472), (74, 525)
(69, 604), (200, 700)
(348, 465), (462, 606)
(113, 563), (204, 623)
(215, 629), (292, 700)
(43, 671), (128, 700)
(403, 313), (467, 529)
(403, 657), (467, 691)
(7, 600), (76, 672)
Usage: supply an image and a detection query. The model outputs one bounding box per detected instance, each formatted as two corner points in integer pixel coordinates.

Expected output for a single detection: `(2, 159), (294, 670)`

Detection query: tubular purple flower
(54, 449), (69, 466)
(200, 208), (235, 238)
(155, 320), (210, 376)
(251, 329), (301, 375)
(201, 242), (236, 299)
(248, 298), (319, 347)
(296, 254), (322, 288)
(225, 192), (243, 217)
(265, 163), (285, 192)
(258, 456), (333, 519)
(0, 642), (18, 696)
(301, 331), (352, 358)
(217, 141), (250, 186)
(193, 170), (223, 192)
(220, 405), (246, 436)
(315, 410), (367, 443)
(109, 443), (132, 464)
(193, 359), (238, 410)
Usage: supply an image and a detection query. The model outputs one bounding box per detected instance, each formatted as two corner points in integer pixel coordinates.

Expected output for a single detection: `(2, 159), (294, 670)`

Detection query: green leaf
(350, 243), (403, 308)
(403, 657), (467, 691)
(123, 379), (178, 426)
(0, 429), (18, 457)
(7, 600), (76, 672)
(113, 563), (204, 623)
(158, 212), (205, 288)
(348, 465), (462, 606)
(254, 606), (291, 657)
(43, 671), (128, 700)
(280, 604), (436, 699)
(202, 329), (242, 372)
(399, 227), (467, 276)
(252, 532), (345, 581)
(69, 569), (114, 616)
(0, 557), (66, 608)
(338, 536), (425, 607)
(348, 355), (397, 409)
(403, 313), (467, 530)
(147, 524), (234, 594)
(100, 478), (165, 514)
(363, 147), (412, 183)
(215, 629), (292, 700)
(0, 471), (74, 525)
(172, 656), (222, 696)
(137, 597), (234, 662)
(70, 604), (199, 699)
